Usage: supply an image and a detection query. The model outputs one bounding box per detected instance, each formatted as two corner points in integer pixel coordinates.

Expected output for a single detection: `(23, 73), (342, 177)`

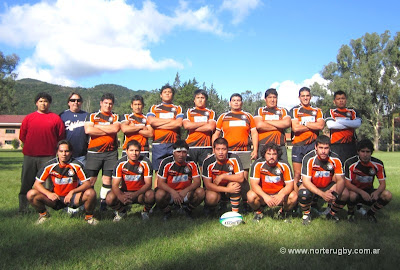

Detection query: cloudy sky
(0, 0), (399, 109)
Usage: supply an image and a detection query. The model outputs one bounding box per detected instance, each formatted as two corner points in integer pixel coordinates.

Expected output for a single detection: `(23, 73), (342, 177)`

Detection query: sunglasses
(69, 99), (82, 102)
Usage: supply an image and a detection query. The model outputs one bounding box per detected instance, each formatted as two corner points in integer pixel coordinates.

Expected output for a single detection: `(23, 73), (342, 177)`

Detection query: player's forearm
(303, 178), (324, 197)
(95, 124), (120, 134)
(138, 127), (153, 138)
(305, 120), (325, 131)
(120, 123), (144, 133)
(266, 118), (291, 129)
(85, 125), (107, 135)
(221, 173), (244, 183)
(147, 117), (170, 127)
(157, 119), (182, 129)
(33, 181), (53, 198)
(280, 182), (294, 196)
(71, 181), (91, 194)
(183, 121), (206, 130)
(336, 118), (361, 128)
(291, 121), (309, 133)
(195, 121), (216, 132)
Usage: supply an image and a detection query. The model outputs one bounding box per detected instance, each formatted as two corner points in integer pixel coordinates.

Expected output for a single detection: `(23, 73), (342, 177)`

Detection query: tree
(11, 139), (20, 149)
(0, 52), (19, 114)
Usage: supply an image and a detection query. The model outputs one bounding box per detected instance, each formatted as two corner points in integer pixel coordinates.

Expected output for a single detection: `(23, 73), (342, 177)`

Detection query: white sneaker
(141, 211), (150, 221)
(86, 217), (99, 225)
(357, 207), (367, 216)
(113, 211), (127, 222)
(35, 213), (50, 225)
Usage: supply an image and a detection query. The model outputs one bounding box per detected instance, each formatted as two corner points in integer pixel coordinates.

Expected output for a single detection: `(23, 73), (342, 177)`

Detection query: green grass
(0, 150), (399, 269)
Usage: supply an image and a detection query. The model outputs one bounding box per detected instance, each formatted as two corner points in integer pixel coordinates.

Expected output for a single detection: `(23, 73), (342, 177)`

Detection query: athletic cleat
(302, 214), (311, 226)
(367, 214), (378, 223)
(113, 211), (127, 222)
(357, 207), (367, 216)
(326, 213), (340, 223)
(86, 217), (99, 225)
(347, 214), (356, 223)
(99, 200), (107, 211)
(319, 206), (331, 216)
(277, 211), (292, 223)
(163, 211), (172, 221)
(35, 213), (50, 225)
(253, 213), (264, 222)
(141, 211), (150, 221)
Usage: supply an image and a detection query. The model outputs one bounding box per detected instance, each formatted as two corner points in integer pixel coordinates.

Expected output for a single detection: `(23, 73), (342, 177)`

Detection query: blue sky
(1, 0), (399, 109)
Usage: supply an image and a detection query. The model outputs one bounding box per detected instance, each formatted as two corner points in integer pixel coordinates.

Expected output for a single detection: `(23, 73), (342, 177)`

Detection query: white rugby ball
(219, 211), (243, 227)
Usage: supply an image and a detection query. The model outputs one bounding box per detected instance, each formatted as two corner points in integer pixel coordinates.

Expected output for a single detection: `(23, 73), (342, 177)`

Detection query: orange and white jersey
(202, 153), (243, 187)
(254, 106), (290, 146)
(250, 159), (293, 194)
(290, 104), (323, 146)
(325, 108), (359, 144)
(344, 155), (385, 190)
(301, 150), (343, 188)
(112, 155), (153, 192)
(121, 113), (151, 152)
(215, 111), (256, 151)
(157, 156), (200, 190)
(36, 157), (89, 197)
(184, 107), (216, 148)
(147, 103), (183, 144)
(86, 111), (120, 153)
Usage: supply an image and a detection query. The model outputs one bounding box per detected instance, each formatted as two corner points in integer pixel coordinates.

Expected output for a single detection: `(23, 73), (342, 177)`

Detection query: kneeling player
(202, 138), (245, 214)
(155, 140), (205, 220)
(27, 140), (98, 225)
(344, 139), (392, 223)
(247, 142), (297, 222)
(298, 135), (349, 225)
(106, 140), (154, 222)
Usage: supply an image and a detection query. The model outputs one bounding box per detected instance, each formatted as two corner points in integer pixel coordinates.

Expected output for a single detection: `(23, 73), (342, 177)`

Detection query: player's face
(131, 100), (143, 114)
(36, 98), (50, 113)
(264, 148), (278, 165)
(127, 145), (140, 161)
(68, 94), (82, 113)
(173, 150), (188, 164)
(299, 91), (311, 106)
(194, 94), (206, 108)
(265, 94), (277, 108)
(358, 147), (372, 163)
(57, 144), (72, 164)
(214, 143), (228, 162)
(230, 96), (242, 111)
(333, 94), (347, 109)
(160, 88), (174, 103)
(315, 143), (330, 160)
(100, 99), (114, 114)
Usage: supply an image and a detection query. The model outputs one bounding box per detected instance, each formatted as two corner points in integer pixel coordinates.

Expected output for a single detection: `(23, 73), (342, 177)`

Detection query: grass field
(0, 150), (399, 269)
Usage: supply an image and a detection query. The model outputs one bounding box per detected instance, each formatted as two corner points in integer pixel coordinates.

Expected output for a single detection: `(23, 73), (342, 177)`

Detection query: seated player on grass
(27, 140), (98, 225)
(247, 142), (297, 222)
(344, 139), (392, 223)
(202, 138), (245, 215)
(106, 140), (154, 222)
(155, 140), (205, 220)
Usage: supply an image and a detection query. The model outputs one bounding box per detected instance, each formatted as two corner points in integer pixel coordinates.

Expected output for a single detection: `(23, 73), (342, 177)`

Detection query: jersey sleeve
(176, 105), (184, 119)
(215, 113), (224, 131)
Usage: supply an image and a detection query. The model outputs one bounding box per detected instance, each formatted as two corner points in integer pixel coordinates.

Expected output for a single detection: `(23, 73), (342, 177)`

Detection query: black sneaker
(302, 214), (311, 226)
(367, 214), (378, 223)
(253, 213), (264, 222)
(326, 213), (340, 223)
(99, 200), (107, 211)
(277, 210), (292, 223)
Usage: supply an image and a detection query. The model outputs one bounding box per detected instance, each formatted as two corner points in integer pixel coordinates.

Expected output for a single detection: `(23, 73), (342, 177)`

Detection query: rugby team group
(18, 85), (392, 226)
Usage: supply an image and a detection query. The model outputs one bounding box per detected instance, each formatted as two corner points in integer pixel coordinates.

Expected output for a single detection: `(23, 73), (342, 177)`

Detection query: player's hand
(171, 190), (183, 205)
(370, 190), (380, 201)
(360, 190), (371, 201)
(118, 193), (132, 205)
(47, 192), (60, 201)
(64, 191), (74, 204)
(214, 175), (224, 186)
(263, 195), (275, 208)
(178, 190), (188, 199)
(321, 190), (336, 202)
(251, 150), (258, 160)
(272, 193), (285, 205)
(227, 182), (241, 194)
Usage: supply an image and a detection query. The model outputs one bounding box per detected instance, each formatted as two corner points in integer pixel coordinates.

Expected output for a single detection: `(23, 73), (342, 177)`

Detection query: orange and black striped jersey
(147, 103), (183, 144)
(215, 111), (256, 151)
(301, 150), (343, 188)
(344, 156), (385, 190)
(86, 111), (119, 153)
(250, 159), (293, 194)
(183, 107), (216, 148)
(121, 113), (151, 152)
(325, 108), (359, 144)
(112, 155), (153, 192)
(290, 105), (323, 146)
(202, 153), (244, 187)
(36, 157), (89, 197)
(254, 106), (290, 146)
(157, 156), (200, 190)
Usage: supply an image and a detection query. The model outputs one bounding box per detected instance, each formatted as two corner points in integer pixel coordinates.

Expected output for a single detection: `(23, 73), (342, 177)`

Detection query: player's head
(229, 93), (243, 111)
(35, 92), (52, 113)
(56, 140), (73, 163)
(213, 137), (229, 161)
(68, 92), (83, 112)
(35, 92), (52, 104)
(298, 87), (311, 106)
(100, 93), (115, 113)
(126, 140), (141, 161)
(131, 95), (144, 114)
(264, 88), (278, 108)
(315, 135), (331, 160)
(160, 84), (175, 103)
(194, 89), (208, 108)
(173, 140), (189, 163)
(333, 90), (347, 109)
(260, 142), (281, 165)
(357, 139), (374, 163)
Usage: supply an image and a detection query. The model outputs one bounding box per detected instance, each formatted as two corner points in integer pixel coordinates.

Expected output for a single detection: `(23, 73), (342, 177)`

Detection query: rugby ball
(219, 211), (243, 227)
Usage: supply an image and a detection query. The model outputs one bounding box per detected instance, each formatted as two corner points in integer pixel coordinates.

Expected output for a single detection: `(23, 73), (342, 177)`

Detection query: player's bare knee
(145, 190), (155, 201)
(339, 188), (349, 201)
(246, 190), (257, 203)
(288, 190), (298, 203)
(205, 191), (219, 206)
(349, 191), (358, 202)
(26, 189), (38, 201)
(195, 188), (205, 200)
(381, 190), (392, 202)
(155, 189), (167, 202)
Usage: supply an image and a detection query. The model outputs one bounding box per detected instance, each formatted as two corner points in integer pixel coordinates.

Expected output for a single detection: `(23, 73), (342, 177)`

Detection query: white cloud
(271, 73), (329, 110)
(220, 0), (261, 25)
(0, 0), (227, 85)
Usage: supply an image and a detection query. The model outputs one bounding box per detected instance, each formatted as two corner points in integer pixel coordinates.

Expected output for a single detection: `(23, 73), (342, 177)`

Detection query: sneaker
(357, 207), (367, 216)
(35, 213), (50, 225)
(163, 211), (172, 221)
(319, 206), (331, 216)
(141, 211), (150, 221)
(347, 214), (356, 223)
(113, 211), (127, 222)
(277, 210), (292, 223)
(367, 214), (378, 223)
(326, 213), (340, 223)
(253, 213), (264, 222)
(86, 217), (99, 225)
(302, 214), (311, 226)
(99, 200), (107, 211)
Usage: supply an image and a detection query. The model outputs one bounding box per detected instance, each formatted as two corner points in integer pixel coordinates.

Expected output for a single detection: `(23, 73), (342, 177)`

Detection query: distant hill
(14, 78), (149, 115)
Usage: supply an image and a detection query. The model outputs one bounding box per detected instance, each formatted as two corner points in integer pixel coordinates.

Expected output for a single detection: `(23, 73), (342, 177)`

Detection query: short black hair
(264, 88), (278, 98)
(213, 137), (229, 149)
(126, 139), (141, 151)
(173, 139), (189, 151)
(56, 139), (73, 152)
(160, 84), (175, 96)
(131, 95), (144, 106)
(35, 92), (52, 104)
(230, 93), (242, 101)
(194, 89), (208, 100)
(101, 93), (115, 103)
(315, 135), (331, 146)
(298, 87), (311, 96)
(260, 142), (282, 160)
(67, 92), (83, 103)
(357, 139), (374, 153)
(333, 90), (347, 98)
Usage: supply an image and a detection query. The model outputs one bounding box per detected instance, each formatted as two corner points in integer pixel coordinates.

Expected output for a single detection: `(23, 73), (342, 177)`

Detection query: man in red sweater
(19, 92), (65, 214)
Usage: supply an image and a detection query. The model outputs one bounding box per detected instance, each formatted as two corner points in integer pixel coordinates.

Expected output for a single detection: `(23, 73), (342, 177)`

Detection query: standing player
(202, 138), (245, 214)
(155, 140), (205, 220)
(121, 95), (153, 158)
(26, 140), (98, 225)
(147, 85), (183, 172)
(344, 139), (392, 223)
(183, 89), (216, 167)
(298, 135), (348, 225)
(254, 88), (291, 163)
(84, 93), (120, 210)
(290, 87), (325, 191)
(106, 140), (154, 222)
(325, 90), (361, 163)
(247, 142), (297, 222)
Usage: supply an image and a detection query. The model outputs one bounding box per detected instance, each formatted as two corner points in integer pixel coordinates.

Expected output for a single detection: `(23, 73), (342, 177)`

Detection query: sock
(230, 196), (241, 212)
(100, 184), (112, 200)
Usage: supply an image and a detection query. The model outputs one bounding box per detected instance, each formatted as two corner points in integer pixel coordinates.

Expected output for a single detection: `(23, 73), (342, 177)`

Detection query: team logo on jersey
(326, 163), (333, 171)
(312, 111), (317, 116)
(68, 169), (75, 177)
(204, 111), (209, 116)
(137, 166), (143, 174)
(184, 166), (191, 174)
(171, 107), (176, 112)
(369, 168), (376, 175)
(122, 167), (129, 173)
(346, 112), (351, 117)
(142, 118), (146, 124)
(241, 115), (247, 120)
(108, 117), (114, 123)
(228, 165), (234, 172)
(276, 110), (281, 115)
(274, 168), (281, 175)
